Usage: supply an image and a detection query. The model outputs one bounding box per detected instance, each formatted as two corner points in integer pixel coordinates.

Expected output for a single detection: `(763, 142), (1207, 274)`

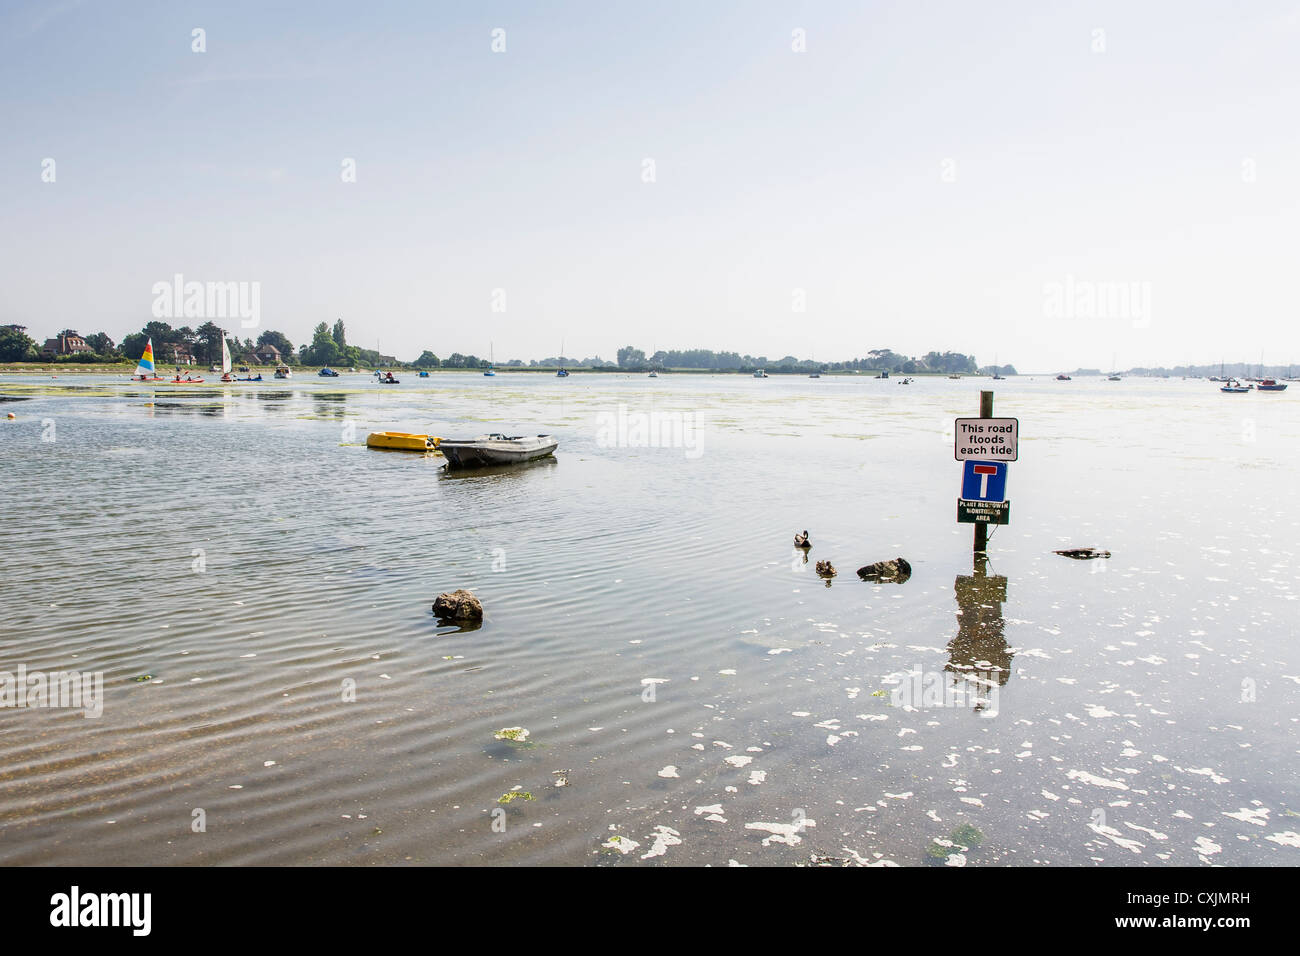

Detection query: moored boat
(319, 366), (339, 377)
(439, 434), (558, 469)
(274, 365), (292, 379)
(1256, 379), (1288, 391)
(366, 431), (440, 452)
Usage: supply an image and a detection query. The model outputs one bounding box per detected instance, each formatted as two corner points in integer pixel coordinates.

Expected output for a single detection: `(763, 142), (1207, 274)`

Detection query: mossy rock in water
(926, 824), (985, 861)
(925, 838), (955, 860)
(950, 823), (984, 847)
(498, 791), (535, 805)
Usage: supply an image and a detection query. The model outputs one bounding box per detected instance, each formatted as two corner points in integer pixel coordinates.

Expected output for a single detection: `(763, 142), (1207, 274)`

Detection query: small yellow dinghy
(366, 432), (441, 452)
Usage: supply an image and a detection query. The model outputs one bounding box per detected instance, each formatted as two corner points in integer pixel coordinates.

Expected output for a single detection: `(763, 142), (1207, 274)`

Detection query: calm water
(1, 371), (1297, 866)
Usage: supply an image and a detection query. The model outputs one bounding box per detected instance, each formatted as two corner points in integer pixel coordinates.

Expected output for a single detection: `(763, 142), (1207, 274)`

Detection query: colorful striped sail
(134, 338), (156, 377)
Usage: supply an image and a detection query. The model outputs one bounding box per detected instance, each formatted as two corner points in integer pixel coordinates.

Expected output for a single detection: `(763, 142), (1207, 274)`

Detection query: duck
(815, 560), (836, 578)
(794, 531), (811, 549)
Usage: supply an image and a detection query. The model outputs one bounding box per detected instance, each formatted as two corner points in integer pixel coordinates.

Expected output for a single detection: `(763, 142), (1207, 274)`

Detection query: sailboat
(1108, 353), (1121, 381)
(132, 338), (164, 381)
(483, 342), (496, 376)
(556, 338), (569, 376)
(220, 334), (235, 382)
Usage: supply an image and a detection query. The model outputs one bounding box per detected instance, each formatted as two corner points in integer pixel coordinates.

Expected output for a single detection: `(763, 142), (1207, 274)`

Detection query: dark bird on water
(794, 531), (811, 549)
(1053, 548), (1111, 559)
(815, 560), (837, 578)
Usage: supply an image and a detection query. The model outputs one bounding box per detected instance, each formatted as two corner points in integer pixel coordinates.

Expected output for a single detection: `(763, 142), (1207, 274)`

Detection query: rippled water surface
(1, 371), (1297, 866)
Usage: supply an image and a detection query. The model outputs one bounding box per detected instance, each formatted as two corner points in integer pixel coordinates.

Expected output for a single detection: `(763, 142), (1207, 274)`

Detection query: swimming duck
(794, 531), (811, 549)
(815, 560), (836, 578)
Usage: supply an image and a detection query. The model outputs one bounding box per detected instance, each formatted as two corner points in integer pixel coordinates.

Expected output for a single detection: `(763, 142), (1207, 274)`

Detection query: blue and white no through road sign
(961, 460), (1008, 502)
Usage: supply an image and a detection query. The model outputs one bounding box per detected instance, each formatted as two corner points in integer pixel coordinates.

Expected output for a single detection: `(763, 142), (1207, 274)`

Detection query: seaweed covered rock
(856, 557), (912, 583)
(432, 589), (483, 622)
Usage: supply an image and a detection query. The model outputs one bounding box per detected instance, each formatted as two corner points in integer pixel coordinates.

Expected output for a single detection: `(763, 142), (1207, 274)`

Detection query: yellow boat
(366, 431), (441, 452)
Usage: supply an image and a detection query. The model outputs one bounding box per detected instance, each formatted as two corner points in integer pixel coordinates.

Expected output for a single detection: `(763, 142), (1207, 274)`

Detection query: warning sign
(954, 418), (1019, 461)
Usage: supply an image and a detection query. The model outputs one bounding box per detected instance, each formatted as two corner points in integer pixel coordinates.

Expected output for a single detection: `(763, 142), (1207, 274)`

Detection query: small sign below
(958, 498), (1010, 525)
(954, 417), (1019, 461)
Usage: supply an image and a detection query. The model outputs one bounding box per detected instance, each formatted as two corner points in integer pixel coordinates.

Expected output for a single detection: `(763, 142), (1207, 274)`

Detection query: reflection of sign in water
(961, 460), (1007, 501)
(947, 555), (1012, 715)
(957, 498), (1010, 525)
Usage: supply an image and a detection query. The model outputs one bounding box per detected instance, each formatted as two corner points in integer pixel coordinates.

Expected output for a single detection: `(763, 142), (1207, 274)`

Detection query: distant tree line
(3, 324), (1030, 377)
(601, 346), (989, 375)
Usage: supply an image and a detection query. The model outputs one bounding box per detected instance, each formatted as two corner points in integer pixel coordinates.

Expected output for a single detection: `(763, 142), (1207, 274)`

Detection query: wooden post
(973, 389), (993, 553)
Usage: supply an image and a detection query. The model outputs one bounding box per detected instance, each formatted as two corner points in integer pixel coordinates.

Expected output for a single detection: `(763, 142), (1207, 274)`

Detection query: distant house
(171, 344), (195, 366)
(40, 332), (94, 358)
(254, 344), (282, 365)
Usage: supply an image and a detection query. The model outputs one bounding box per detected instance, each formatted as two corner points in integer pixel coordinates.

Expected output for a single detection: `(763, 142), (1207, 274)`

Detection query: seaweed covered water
(0, 371), (1297, 866)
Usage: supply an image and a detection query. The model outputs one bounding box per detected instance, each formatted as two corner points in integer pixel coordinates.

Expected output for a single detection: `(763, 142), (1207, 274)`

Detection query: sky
(3, 0), (1299, 372)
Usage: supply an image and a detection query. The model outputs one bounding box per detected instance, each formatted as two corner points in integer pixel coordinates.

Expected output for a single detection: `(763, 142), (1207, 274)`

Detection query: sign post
(974, 391), (992, 551)
(951, 390), (1017, 553)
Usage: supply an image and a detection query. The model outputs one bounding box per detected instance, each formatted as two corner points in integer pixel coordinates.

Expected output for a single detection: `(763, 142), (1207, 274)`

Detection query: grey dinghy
(439, 433), (558, 469)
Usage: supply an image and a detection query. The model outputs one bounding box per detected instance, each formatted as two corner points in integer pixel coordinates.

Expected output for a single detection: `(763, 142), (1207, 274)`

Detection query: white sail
(221, 334), (232, 374)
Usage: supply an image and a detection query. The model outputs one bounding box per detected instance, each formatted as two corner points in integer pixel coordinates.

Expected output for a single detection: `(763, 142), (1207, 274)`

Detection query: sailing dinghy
(132, 338), (164, 381)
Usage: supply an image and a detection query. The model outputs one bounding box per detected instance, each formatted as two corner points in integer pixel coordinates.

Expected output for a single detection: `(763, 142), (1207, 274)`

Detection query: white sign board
(954, 417), (1019, 461)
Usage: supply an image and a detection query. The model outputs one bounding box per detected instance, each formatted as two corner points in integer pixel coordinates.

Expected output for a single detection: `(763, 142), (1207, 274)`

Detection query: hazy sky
(3, 0), (1298, 371)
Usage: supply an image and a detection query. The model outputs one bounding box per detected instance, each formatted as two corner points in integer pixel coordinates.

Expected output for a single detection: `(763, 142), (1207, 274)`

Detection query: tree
(617, 345), (647, 369)
(0, 326), (36, 362)
(303, 322), (341, 366)
(332, 319), (347, 348)
(413, 351), (440, 368)
(85, 332), (116, 355)
(120, 332), (148, 363)
(194, 321), (226, 366)
(256, 329), (294, 358)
